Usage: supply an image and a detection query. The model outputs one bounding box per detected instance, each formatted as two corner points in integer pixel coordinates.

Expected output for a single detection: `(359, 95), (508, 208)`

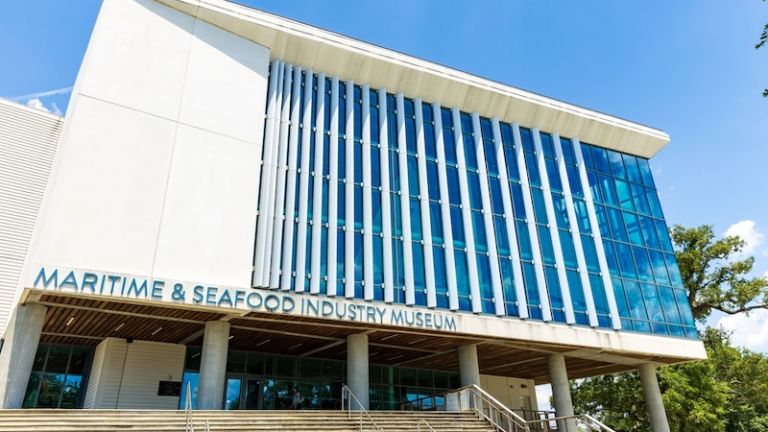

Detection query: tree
(571, 225), (768, 431)
(672, 225), (768, 320)
(759, 0), (767, 97)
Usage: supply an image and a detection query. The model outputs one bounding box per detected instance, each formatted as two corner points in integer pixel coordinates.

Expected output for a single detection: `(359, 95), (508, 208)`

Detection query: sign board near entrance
(29, 266), (457, 332)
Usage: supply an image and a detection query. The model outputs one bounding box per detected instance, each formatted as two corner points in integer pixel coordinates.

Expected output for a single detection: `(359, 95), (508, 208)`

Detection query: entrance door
(224, 376), (262, 410)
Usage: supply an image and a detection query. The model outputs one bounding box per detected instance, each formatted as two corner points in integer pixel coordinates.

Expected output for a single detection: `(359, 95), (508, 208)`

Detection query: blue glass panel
(307, 179), (314, 218)
(503, 145), (520, 181)
(606, 207), (628, 242)
(321, 181), (329, 223)
(336, 230), (345, 280)
(560, 231), (577, 269)
(354, 186), (363, 230)
(510, 182), (526, 218)
(353, 86), (362, 140)
(665, 253), (683, 287)
(551, 193), (569, 229)
(433, 247), (448, 308)
(489, 179), (505, 214)
(624, 213), (644, 246)
(371, 149), (381, 188)
(454, 250), (471, 311)
(450, 207), (465, 248)
(369, 90), (379, 145)
(393, 238), (405, 288)
(484, 142), (499, 176)
(389, 150), (400, 191)
(413, 243), (426, 304)
(602, 239), (620, 276)
(372, 190), (382, 233)
(643, 284), (665, 324)
(673, 288), (695, 326)
(472, 211), (488, 253)
(517, 220), (533, 260)
(447, 167), (461, 205)
(637, 158), (655, 187)
(338, 137), (346, 179)
(607, 150), (626, 179)
(405, 118), (417, 155)
(443, 126), (458, 166)
(531, 188), (548, 223)
(522, 262), (541, 319)
(640, 216), (660, 249)
(590, 146), (611, 174)
(646, 188), (664, 218)
(387, 112), (398, 150)
(581, 143), (595, 171)
(540, 133), (555, 159)
(520, 128), (535, 154)
(499, 258), (518, 317)
(611, 277), (631, 318)
(599, 175), (619, 207)
(354, 142), (363, 183)
(407, 156), (419, 195)
(625, 280), (648, 321)
(525, 153), (541, 187)
(587, 171), (602, 203)
(615, 179), (634, 211)
(425, 123), (437, 160)
(659, 287), (681, 324)
(590, 274), (610, 315)
(568, 270), (589, 325)
(354, 233), (364, 282)
(631, 183), (650, 215)
(373, 236), (384, 285)
(476, 255), (495, 313)
(560, 138), (576, 165)
(320, 227), (328, 278)
(410, 198), (422, 241)
(427, 162), (440, 201)
(633, 247), (654, 282)
(595, 205), (611, 238)
(403, 98), (415, 117)
(468, 173), (483, 209)
(573, 199), (591, 233)
(500, 123), (514, 146)
(650, 250), (670, 285)
(494, 216), (511, 257)
(566, 165), (583, 197)
(615, 242), (637, 279)
(656, 220), (674, 252)
(546, 159), (562, 192)
(538, 225), (556, 265)
(546, 266), (566, 323)
(624, 154), (641, 184)
(391, 195), (402, 236)
(430, 203), (443, 244)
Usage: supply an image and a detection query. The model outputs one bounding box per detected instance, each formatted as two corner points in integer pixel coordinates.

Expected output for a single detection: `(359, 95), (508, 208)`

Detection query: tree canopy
(570, 225), (768, 432)
(759, 1), (767, 97)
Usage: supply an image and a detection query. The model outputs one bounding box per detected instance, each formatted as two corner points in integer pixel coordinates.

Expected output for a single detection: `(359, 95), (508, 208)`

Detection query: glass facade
(179, 347), (458, 410)
(256, 61), (697, 339)
(23, 344), (92, 408)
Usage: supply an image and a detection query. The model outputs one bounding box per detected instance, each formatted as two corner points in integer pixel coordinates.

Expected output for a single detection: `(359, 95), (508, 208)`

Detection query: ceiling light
(65, 317), (75, 327)
(387, 354), (404, 361)
(114, 323), (125, 332)
(380, 334), (398, 342)
(151, 327), (162, 336)
(255, 339), (270, 347)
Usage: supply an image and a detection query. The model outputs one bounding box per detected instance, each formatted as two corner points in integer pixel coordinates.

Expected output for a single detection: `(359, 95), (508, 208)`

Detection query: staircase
(0, 410), (497, 432)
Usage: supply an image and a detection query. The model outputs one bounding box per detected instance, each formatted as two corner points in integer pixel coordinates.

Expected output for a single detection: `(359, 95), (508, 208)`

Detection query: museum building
(0, 0), (704, 430)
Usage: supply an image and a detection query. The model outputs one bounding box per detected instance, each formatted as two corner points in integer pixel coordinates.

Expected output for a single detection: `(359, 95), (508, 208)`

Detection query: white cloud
(25, 98), (49, 112)
(724, 220), (763, 255)
(717, 309), (768, 353)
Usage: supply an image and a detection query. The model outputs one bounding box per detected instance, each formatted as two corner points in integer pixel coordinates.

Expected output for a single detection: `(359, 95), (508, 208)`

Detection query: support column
(197, 321), (230, 410)
(0, 303), (47, 408)
(346, 333), (369, 410)
(458, 344), (480, 387)
(639, 363), (671, 432)
(548, 353), (576, 432)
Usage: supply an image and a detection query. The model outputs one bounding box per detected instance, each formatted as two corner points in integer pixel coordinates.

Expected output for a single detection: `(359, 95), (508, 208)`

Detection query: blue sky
(2, 1), (767, 353)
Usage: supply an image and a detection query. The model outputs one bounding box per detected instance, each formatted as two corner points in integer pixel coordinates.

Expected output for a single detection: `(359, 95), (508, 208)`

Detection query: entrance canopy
(26, 288), (692, 384)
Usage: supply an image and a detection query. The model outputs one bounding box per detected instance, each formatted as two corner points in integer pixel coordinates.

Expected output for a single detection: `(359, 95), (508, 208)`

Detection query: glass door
(224, 377), (242, 410)
(244, 378), (261, 410)
(224, 376), (262, 410)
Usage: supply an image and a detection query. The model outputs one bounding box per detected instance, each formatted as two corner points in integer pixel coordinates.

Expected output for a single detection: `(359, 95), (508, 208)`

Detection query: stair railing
(525, 414), (616, 432)
(451, 385), (530, 432)
(341, 384), (385, 432)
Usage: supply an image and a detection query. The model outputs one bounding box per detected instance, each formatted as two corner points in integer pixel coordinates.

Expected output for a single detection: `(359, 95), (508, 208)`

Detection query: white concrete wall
(0, 101), (62, 332)
(84, 338), (185, 409)
(21, 0), (270, 295)
(480, 374), (538, 412)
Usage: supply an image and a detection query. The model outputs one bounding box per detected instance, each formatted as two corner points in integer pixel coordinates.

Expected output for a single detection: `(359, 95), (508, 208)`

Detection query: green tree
(759, 0), (767, 97)
(571, 225), (768, 432)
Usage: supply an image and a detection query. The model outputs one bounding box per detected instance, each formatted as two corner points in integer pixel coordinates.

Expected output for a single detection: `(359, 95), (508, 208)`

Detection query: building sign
(30, 266), (457, 332)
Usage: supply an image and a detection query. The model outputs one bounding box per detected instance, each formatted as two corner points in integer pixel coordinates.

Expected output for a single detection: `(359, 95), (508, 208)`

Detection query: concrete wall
(84, 338), (185, 409)
(0, 101), (62, 332)
(20, 0), (270, 300)
(480, 374), (538, 412)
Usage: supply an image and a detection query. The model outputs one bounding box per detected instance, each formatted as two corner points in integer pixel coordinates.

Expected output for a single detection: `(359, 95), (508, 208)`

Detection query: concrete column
(639, 363), (671, 432)
(197, 321), (230, 410)
(347, 333), (369, 410)
(548, 353), (576, 432)
(458, 344), (481, 387)
(0, 303), (47, 408)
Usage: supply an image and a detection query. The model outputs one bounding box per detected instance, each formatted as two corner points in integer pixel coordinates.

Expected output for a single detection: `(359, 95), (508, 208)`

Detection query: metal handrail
(184, 381), (194, 432)
(524, 413), (616, 432)
(341, 385), (385, 432)
(452, 385), (530, 432)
